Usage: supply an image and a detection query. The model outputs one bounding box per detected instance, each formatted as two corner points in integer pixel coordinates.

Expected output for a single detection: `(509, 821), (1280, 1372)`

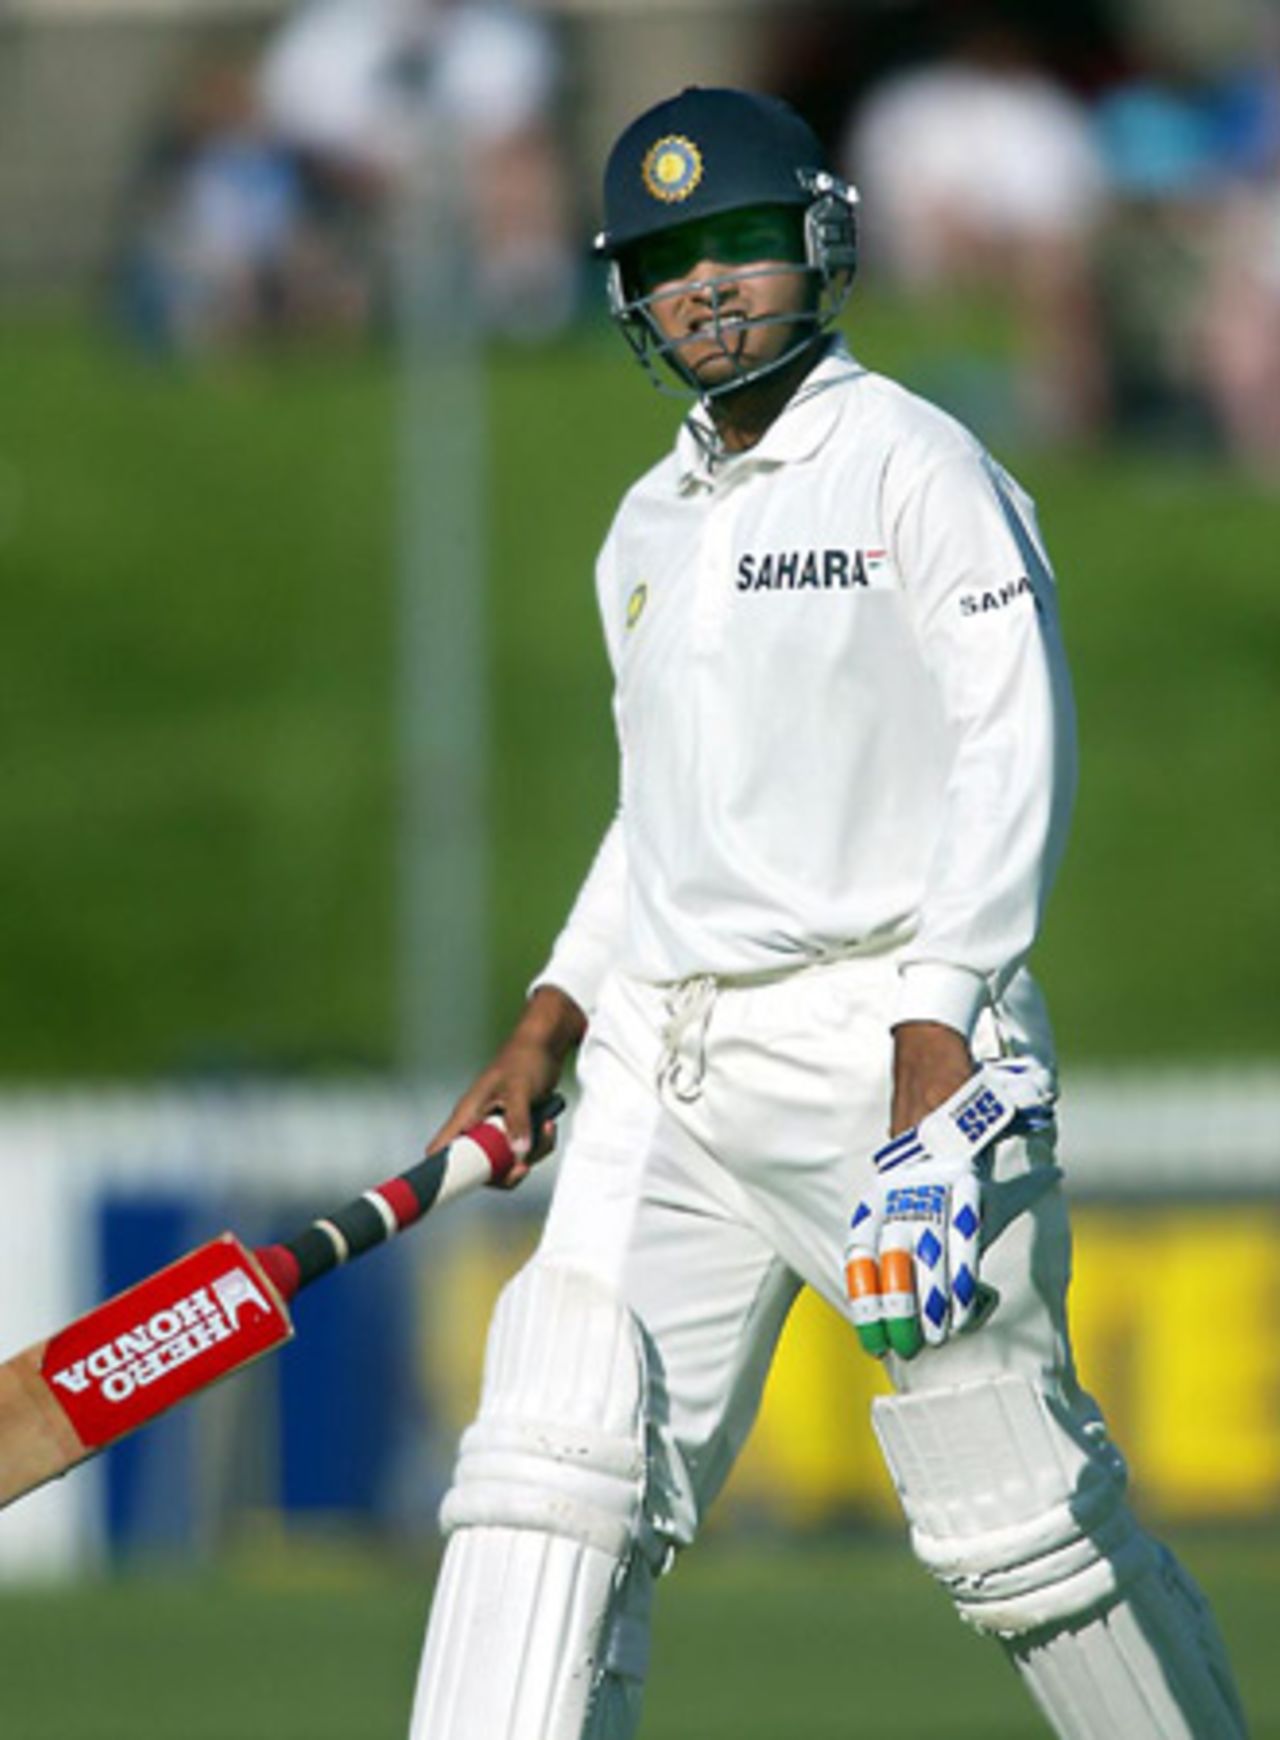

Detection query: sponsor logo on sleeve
(959, 575), (1034, 616)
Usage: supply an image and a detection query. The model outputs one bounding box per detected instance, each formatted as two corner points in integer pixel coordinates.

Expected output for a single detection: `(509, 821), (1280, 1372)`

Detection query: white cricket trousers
(538, 951), (1074, 1537)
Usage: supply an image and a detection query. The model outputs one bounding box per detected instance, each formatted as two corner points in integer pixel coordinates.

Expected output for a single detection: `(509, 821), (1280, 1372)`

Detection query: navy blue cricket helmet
(594, 86), (859, 398)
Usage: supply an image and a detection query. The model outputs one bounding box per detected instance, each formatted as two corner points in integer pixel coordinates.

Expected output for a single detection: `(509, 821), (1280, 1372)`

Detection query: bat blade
(0, 1234), (292, 1509)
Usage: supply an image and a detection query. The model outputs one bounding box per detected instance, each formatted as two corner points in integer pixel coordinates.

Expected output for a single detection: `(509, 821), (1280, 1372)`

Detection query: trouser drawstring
(657, 975), (718, 1102)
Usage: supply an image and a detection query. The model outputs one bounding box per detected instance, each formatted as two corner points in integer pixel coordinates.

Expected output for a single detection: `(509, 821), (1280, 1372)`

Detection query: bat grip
(257, 1093), (566, 1302)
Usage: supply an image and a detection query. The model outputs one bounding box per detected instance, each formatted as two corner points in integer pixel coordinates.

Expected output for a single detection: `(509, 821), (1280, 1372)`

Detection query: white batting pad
(410, 1261), (657, 1740)
(872, 1374), (1147, 1635)
(874, 1375), (1246, 1737)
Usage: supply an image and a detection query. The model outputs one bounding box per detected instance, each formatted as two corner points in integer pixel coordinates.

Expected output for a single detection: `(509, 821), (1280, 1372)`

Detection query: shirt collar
(675, 339), (864, 492)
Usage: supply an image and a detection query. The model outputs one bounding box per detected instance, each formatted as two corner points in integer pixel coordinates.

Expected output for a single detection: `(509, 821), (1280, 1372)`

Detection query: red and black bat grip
(254, 1093), (565, 1304)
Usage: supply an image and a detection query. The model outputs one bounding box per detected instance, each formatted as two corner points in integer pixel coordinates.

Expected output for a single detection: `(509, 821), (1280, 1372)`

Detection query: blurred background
(1, 0), (1278, 1733)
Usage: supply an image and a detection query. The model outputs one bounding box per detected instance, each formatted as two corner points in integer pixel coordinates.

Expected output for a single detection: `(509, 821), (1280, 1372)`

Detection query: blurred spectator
(114, 57), (343, 355)
(841, 11), (1108, 441)
(259, 0), (577, 341)
(1092, 75), (1226, 448)
(1199, 177), (1280, 477)
(1196, 53), (1280, 478)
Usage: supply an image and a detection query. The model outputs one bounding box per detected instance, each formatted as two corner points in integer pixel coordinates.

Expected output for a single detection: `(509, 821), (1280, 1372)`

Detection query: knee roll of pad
(441, 1261), (652, 1563)
(872, 1375), (1154, 1637)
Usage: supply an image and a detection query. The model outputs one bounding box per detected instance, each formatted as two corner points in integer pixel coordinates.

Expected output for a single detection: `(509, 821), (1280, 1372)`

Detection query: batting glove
(844, 1059), (1056, 1360)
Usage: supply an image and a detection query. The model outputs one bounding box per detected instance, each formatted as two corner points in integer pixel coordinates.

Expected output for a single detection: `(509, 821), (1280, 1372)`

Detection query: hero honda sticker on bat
(39, 1235), (291, 1449)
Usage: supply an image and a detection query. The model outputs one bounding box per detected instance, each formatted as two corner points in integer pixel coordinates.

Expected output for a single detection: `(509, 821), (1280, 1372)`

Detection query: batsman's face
(627, 207), (813, 388)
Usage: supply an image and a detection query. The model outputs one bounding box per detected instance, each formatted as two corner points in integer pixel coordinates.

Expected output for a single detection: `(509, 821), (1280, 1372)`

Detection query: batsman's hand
(426, 985), (587, 1188)
(844, 1058), (1056, 1360)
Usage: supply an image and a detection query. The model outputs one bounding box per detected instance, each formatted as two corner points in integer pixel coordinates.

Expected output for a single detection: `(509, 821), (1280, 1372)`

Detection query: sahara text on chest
(735, 547), (887, 592)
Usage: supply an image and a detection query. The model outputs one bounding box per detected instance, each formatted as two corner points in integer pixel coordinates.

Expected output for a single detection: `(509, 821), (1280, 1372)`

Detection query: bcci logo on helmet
(642, 134), (703, 203)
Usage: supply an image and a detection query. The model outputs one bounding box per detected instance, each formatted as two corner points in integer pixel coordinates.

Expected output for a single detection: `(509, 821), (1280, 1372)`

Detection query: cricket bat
(0, 1093), (564, 1510)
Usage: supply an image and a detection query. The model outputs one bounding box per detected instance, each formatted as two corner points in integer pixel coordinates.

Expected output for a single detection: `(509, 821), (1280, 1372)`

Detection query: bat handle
(256, 1093), (566, 1303)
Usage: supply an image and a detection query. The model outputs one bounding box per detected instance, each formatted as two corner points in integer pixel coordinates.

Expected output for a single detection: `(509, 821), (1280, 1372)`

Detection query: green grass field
(2, 309), (1278, 1076)
(0, 1532), (1273, 1737)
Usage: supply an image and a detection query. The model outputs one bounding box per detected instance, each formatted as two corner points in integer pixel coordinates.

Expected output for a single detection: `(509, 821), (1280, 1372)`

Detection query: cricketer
(408, 87), (1246, 1739)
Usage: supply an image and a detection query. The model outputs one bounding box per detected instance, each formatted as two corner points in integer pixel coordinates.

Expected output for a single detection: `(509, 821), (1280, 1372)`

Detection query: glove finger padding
(880, 1219), (923, 1360)
(944, 1169), (981, 1336)
(844, 1196), (888, 1359)
(891, 1178), (953, 1349)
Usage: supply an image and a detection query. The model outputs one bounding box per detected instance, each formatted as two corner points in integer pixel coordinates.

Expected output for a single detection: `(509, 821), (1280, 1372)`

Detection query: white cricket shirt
(536, 342), (1076, 1039)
